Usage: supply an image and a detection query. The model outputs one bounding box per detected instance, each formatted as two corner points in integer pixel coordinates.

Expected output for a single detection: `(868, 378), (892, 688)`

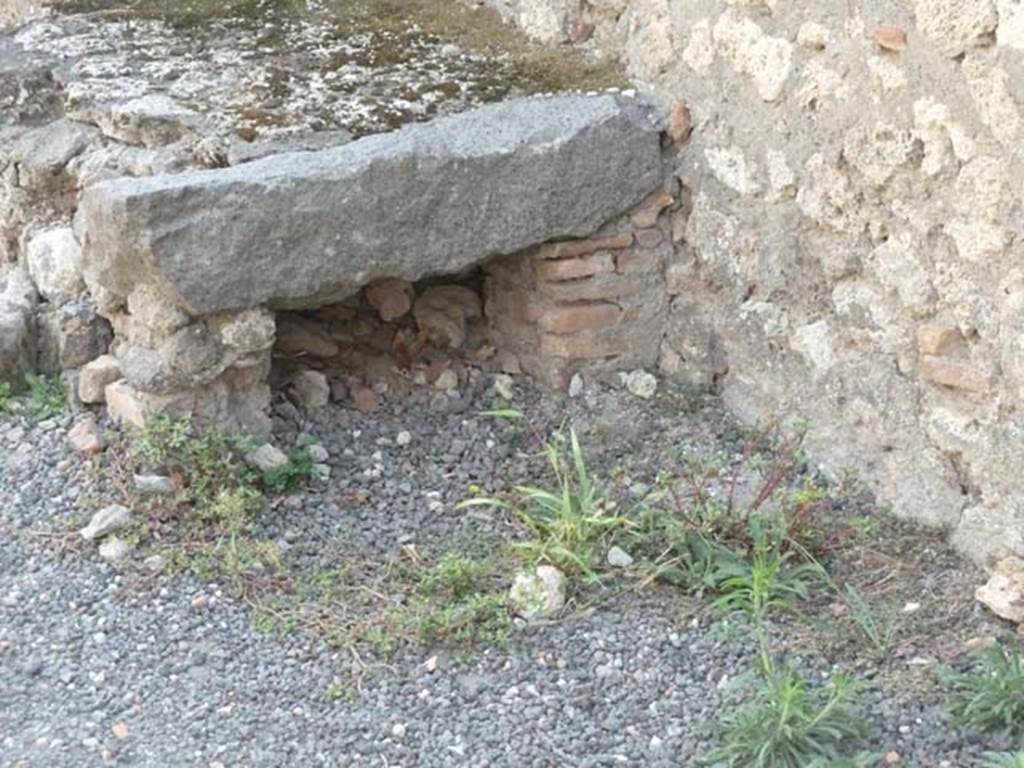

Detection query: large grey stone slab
(80, 94), (665, 315)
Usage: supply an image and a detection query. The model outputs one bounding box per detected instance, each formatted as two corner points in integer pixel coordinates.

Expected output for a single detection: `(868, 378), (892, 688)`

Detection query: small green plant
(705, 667), (868, 768)
(983, 753), (1024, 768)
(387, 552), (513, 649)
(420, 552), (493, 598)
(709, 519), (823, 619)
(841, 585), (902, 659)
(17, 373), (68, 419)
(460, 428), (628, 580)
(406, 591), (511, 647)
(134, 413), (248, 510)
(944, 643), (1024, 742)
(259, 447), (315, 493)
(127, 415), (314, 596)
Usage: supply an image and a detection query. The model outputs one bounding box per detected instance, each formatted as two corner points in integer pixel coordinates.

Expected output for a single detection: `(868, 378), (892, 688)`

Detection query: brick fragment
(630, 190), (675, 228)
(916, 324), (962, 356)
(667, 101), (692, 144)
(634, 228), (664, 248)
(540, 331), (632, 360)
(535, 253), (614, 282)
(873, 25), (907, 51)
(540, 272), (648, 302)
(538, 303), (621, 334)
(536, 233), (634, 260)
(616, 250), (662, 275)
(919, 355), (993, 394)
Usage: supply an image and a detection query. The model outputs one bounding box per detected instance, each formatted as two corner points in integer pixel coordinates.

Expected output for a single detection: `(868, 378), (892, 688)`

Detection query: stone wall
(484, 0), (1024, 564)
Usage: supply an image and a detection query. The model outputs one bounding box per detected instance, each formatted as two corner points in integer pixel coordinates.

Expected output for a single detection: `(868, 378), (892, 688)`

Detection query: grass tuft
(943, 643), (1024, 742)
(705, 667), (869, 768)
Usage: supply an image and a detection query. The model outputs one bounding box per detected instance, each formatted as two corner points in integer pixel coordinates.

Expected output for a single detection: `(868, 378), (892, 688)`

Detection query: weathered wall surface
(487, 0), (1024, 564)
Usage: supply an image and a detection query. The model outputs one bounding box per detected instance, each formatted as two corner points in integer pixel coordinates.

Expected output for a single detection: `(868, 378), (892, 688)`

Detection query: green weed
(395, 553), (513, 648)
(460, 428), (629, 581)
(705, 668), (868, 768)
(0, 374), (68, 420)
(943, 643), (1024, 742)
(840, 585), (902, 659)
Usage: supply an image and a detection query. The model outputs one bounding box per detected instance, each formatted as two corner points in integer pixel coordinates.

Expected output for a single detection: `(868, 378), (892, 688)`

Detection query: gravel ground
(0, 374), (1013, 767)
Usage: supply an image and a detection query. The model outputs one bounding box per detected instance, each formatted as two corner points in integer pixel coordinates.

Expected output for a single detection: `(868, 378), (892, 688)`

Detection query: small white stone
(606, 546), (634, 568)
(625, 369), (657, 400)
(391, 723), (407, 739)
(493, 374), (515, 400)
(307, 444), (329, 462)
(133, 474), (176, 495)
(80, 504), (131, 541)
(509, 565), (566, 621)
(568, 373), (584, 398)
(98, 536), (131, 563)
(434, 369), (459, 391)
(396, 430), (412, 447)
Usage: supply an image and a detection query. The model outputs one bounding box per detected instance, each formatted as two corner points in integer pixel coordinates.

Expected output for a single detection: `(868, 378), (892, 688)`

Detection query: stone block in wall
(0, 305), (33, 386)
(24, 226), (84, 302)
(105, 379), (194, 430)
(78, 354), (121, 404)
(35, 300), (112, 374)
(0, 40), (62, 127)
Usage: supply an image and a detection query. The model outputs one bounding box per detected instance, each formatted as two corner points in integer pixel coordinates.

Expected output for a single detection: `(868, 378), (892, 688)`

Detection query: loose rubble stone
(976, 556), (1024, 623)
(80, 95), (664, 314)
(365, 278), (414, 322)
(98, 536), (131, 563)
(509, 565), (566, 621)
(288, 370), (330, 410)
(80, 504), (130, 541)
(493, 374), (515, 400)
(624, 369), (657, 399)
(247, 444), (289, 473)
(607, 546), (634, 567)
(395, 430), (412, 447)
(434, 369), (459, 392)
(133, 474), (175, 495)
(67, 415), (103, 455)
(275, 315), (339, 358)
(413, 285), (483, 349)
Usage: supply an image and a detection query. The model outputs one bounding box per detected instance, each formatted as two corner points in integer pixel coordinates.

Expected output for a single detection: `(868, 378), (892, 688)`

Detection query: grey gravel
(0, 379), (1009, 767)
